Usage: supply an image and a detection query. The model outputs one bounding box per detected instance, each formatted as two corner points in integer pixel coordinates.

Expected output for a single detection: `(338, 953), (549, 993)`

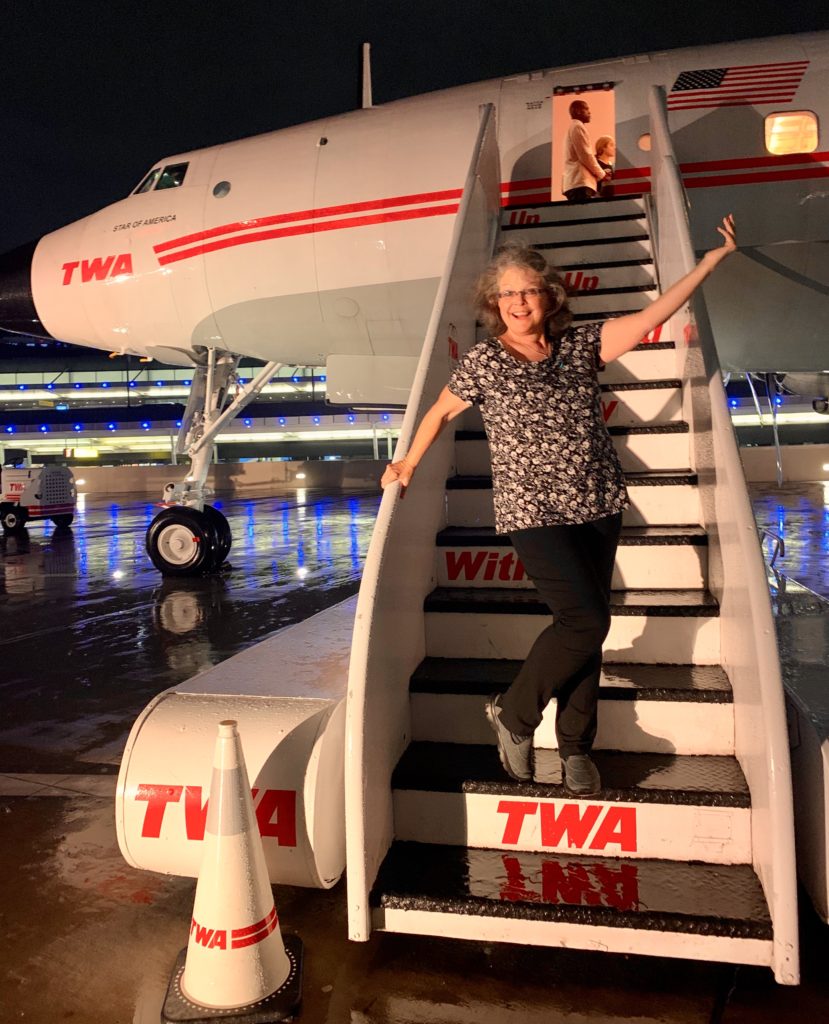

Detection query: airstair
(345, 97), (799, 984)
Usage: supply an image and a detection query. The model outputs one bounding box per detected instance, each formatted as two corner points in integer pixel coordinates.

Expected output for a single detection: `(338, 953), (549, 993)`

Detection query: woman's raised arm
(599, 214), (736, 364)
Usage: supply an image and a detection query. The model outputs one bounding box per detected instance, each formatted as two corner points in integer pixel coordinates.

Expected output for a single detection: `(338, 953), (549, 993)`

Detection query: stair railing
(648, 85), (799, 985)
(344, 103), (502, 940)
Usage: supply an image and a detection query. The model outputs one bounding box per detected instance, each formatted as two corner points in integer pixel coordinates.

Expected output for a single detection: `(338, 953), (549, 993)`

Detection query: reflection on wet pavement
(751, 481), (829, 600)
(0, 488), (380, 769)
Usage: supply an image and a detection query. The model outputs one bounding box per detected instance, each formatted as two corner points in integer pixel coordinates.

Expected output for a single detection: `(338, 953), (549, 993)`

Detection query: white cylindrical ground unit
(116, 690), (346, 888)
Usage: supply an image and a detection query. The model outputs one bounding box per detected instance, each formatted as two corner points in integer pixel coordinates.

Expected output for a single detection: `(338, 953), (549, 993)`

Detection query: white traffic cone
(161, 720), (302, 1023)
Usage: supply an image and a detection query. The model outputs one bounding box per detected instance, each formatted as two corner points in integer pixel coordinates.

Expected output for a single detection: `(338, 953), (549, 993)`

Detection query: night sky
(2, 0), (828, 253)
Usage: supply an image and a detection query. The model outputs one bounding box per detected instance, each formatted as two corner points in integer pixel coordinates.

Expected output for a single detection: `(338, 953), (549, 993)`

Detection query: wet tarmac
(1, 484), (828, 1023)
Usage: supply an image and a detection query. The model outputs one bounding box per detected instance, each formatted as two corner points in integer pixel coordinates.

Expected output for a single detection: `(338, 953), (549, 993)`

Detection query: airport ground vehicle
(0, 464), (76, 532)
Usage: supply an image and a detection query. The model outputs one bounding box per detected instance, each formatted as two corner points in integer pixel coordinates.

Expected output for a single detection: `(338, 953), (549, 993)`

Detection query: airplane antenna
(362, 42), (373, 109)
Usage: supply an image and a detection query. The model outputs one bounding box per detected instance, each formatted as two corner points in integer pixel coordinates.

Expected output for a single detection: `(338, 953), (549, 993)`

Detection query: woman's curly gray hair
(474, 243), (571, 338)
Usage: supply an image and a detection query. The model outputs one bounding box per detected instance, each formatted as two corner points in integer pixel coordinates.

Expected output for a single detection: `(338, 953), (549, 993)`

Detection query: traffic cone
(161, 720), (303, 1023)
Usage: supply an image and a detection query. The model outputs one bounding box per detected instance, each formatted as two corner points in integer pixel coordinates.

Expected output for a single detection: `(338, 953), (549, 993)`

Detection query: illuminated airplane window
(765, 112), (818, 155)
(134, 168), (162, 194)
(155, 163), (189, 190)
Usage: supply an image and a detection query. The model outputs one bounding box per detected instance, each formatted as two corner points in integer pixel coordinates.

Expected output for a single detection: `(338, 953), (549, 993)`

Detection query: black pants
(498, 513), (622, 757)
(563, 186), (598, 203)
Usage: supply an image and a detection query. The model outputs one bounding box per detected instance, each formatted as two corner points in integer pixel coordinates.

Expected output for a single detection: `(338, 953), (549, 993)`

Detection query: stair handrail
(344, 103), (502, 941)
(648, 84), (799, 985)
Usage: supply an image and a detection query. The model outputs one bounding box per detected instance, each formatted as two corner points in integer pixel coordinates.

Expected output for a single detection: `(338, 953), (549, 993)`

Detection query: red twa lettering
(590, 807), (637, 852)
(253, 788), (297, 847)
(136, 784), (183, 838)
(601, 399), (618, 423)
(498, 800), (538, 844)
(80, 256), (115, 282)
(190, 917), (227, 949)
(640, 324), (663, 345)
(61, 253), (133, 285)
(135, 783), (297, 847)
(540, 803), (601, 848)
(496, 799), (638, 852)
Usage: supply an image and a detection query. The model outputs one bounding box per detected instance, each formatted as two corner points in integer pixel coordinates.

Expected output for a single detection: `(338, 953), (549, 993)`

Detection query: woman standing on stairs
(381, 216), (736, 795)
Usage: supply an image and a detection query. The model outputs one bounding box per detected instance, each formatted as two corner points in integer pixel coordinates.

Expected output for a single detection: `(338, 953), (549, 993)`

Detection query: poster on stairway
(551, 85), (616, 202)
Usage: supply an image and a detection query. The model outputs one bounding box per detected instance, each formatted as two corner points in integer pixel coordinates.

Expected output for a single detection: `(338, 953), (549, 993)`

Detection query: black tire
(2, 506), (29, 533)
(145, 507), (221, 577)
(202, 504), (232, 565)
(812, 398), (829, 415)
(51, 514), (74, 529)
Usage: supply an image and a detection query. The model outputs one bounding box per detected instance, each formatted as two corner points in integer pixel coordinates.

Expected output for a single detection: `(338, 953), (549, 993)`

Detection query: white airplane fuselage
(4, 30), (829, 373)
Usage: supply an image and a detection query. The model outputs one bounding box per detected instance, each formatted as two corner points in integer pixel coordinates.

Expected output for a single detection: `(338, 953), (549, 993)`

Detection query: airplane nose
(0, 240), (54, 339)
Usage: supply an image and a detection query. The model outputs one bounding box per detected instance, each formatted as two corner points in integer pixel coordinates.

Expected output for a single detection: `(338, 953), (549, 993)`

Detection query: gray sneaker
(563, 754), (601, 796)
(485, 695), (532, 781)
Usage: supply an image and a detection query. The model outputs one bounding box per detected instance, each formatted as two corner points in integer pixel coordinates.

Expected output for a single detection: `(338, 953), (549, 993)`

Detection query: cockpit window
(155, 163), (189, 190)
(134, 168), (162, 194)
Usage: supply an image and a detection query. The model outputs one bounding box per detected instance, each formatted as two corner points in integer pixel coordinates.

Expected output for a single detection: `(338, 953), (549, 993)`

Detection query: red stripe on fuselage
(156, 203), (460, 266)
(154, 188), (463, 254)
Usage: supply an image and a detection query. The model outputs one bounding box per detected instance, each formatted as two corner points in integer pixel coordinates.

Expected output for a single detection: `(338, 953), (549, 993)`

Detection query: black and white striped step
(410, 660), (733, 754)
(423, 586), (720, 663)
(455, 423), (691, 476)
(501, 195), (647, 227)
(370, 842), (773, 966)
(559, 261), (656, 291)
(435, 524), (707, 591)
(570, 287), (658, 317)
(445, 472), (702, 529)
(601, 340), (679, 385)
(391, 743), (750, 863)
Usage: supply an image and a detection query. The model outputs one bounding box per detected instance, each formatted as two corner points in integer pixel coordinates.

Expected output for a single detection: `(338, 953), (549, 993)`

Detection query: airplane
(0, 30), (827, 575)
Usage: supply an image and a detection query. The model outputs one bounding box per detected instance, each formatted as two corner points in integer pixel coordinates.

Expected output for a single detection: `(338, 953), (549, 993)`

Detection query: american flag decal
(667, 60), (809, 110)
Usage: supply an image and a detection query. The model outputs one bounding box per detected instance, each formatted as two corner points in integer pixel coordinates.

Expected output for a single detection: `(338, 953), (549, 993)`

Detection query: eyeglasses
(497, 288), (545, 300)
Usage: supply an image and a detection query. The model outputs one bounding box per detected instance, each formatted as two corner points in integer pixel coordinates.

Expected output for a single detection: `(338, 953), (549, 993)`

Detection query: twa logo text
(497, 799), (637, 853)
(61, 254), (133, 285)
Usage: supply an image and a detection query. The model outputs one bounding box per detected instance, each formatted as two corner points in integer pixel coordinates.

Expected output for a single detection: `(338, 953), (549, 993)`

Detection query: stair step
(571, 288), (658, 316)
(501, 195), (647, 221)
(503, 216), (647, 245)
(435, 524), (707, 591)
(424, 586), (719, 663)
(392, 743), (750, 862)
(560, 263), (656, 291)
(601, 340), (678, 384)
(411, 660), (733, 754)
(455, 423), (691, 475)
(370, 842), (773, 965)
(532, 237), (653, 267)
(445, 472), (702, 530)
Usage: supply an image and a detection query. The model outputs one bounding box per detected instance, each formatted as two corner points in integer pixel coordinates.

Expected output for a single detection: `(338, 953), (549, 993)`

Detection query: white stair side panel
(425, 611), (721, 663)
(446, 484), (701, 529)
(455, 431), (691, 476)
(410, 691), (734, 755)
(392, 791), (751, 864)
(502, 197), (647, 225)
(570, 289), (658, 315)
(437, 542), (706, 590)
(373, 909), (773, 969)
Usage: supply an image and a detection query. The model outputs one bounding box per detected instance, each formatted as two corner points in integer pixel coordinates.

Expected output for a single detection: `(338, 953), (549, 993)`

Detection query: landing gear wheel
(146, 507), (222, 577)
(2, 506), (29, 534)
(812, 398), (829, 415)
(202, 504), (232, 565)
(51, 513), (74, 529)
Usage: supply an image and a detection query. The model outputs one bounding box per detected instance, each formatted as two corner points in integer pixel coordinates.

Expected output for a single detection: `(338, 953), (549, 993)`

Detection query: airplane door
(551, 86), (616, 201)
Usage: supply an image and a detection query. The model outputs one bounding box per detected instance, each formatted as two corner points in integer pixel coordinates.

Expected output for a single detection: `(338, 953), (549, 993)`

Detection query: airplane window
(637, 133), (651, 152)
(134, 168), (162, 194)
(155, 163), (189, 190)
(765, 112), (818, 155)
